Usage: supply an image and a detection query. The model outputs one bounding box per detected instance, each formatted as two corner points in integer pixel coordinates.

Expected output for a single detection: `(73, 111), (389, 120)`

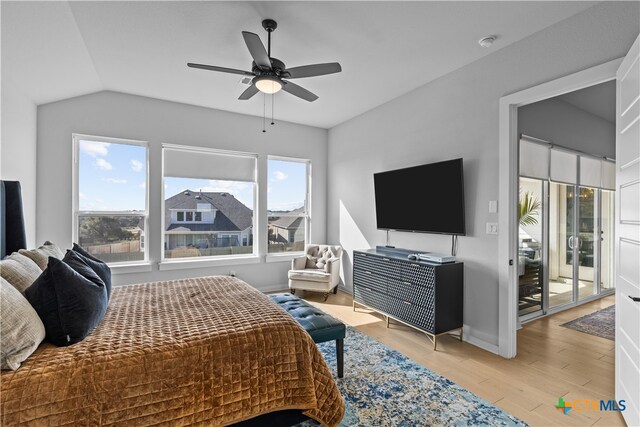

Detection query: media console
(352, 246), (464, 350)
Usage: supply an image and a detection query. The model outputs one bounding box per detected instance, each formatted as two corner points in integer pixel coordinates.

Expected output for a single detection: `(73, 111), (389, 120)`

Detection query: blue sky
(78, 140), (146, 211)
(267, 159), (307, 212)
(79, 140), (307, 212)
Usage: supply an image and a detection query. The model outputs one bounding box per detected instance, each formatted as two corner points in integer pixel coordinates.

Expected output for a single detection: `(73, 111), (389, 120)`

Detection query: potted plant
(519, 189), (541, 226)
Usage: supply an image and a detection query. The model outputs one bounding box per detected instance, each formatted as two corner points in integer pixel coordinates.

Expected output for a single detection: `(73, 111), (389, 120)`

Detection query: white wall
(1, 77), (37, 247)
(518, 97), (615, 159)
(327, 2), (639, 350)
(36, 91), (327, 290)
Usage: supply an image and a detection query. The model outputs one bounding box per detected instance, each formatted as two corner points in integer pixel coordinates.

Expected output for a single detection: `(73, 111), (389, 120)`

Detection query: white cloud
(138, 182), (146, 189)
(273, 171), (288, 181)
(80, 140), (110, 157)
(78, 194), (110, 211)
(130, 159), (143, 172)
(103, 178), (127, 184)
(95, 158), (112, 171)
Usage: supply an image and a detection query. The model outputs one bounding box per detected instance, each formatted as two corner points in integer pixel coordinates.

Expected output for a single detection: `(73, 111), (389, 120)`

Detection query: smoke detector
(478, 36), (496, 48)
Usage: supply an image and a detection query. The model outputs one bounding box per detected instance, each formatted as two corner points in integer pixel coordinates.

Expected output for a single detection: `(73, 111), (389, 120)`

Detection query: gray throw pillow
(19, 241), (65, 270)
(0, 252), (43, 294)
(305, 255), (319, 269)
(0, 277), (46, 370)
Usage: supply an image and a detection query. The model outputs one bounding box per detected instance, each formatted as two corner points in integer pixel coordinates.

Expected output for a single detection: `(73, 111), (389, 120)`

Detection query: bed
(0, 181), (344, 426)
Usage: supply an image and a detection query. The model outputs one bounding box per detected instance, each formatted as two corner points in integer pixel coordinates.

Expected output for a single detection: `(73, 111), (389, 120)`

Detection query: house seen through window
(74, 135), (148, 264)
(162, 146), (257, 260)
(268, 157), (310, 253)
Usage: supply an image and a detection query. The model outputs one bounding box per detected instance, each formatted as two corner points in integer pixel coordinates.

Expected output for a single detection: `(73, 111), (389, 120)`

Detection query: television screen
(374, 158), (465, 235)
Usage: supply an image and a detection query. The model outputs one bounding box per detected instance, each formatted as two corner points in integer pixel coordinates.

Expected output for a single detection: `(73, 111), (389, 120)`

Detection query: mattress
(1, 276), (344, 426)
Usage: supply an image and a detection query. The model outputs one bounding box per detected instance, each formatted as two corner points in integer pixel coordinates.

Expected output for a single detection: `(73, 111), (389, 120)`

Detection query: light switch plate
(486, 222), (498, 235)
(489, 200), (498, 213)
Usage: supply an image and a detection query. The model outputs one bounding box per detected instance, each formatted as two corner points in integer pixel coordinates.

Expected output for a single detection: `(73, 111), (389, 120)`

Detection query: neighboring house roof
(268, 206), (305, 230)
(269, 216), (304, 230)
(164, 190), (253, 232)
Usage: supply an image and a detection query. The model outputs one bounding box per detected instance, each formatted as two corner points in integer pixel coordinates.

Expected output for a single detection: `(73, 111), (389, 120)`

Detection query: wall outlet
(486, 222), (498, 235)
(229, 271), (236, 277)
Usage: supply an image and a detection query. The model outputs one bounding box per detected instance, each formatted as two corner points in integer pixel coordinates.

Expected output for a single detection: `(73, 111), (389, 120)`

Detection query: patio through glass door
(517, 142), (616, 320)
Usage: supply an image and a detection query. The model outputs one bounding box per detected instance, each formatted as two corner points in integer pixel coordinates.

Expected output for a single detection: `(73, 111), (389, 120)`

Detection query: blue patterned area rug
(301, 326), (527, 427)
(560, 305), (615, 341)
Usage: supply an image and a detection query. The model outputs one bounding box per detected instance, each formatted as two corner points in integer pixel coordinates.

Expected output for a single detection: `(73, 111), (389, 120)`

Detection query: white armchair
(288, 244), (343, 301)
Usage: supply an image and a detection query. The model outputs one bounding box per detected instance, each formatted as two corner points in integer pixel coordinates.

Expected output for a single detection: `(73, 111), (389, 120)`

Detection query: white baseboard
(463, 326), (500, 355)
(260, 284), (289, 293)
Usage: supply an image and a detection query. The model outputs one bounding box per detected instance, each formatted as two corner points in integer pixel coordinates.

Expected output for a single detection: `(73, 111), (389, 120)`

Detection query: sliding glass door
(518, 138), (616, 320)
(576, 187), (597, 301)
(518, 177), (544, 316)
(549, 182), (574, 309)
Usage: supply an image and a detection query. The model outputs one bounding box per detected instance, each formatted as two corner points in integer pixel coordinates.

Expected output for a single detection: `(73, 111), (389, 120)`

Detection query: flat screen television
(374, 158), (465, 235)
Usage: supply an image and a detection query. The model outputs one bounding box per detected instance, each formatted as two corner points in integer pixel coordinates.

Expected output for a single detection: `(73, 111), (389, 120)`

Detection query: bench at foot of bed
(268, 293), (345, 378)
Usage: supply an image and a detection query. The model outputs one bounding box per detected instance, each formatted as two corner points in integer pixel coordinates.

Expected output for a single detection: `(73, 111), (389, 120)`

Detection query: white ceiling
(557, 80), (616, 123)
(1, 1), (598, 129)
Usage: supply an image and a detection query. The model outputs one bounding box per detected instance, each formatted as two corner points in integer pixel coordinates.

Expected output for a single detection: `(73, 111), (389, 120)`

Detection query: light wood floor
(296, 290), (621, 427)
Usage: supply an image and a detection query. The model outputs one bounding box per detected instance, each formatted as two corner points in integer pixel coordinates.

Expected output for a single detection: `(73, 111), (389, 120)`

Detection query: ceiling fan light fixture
(254, 76), (282, 94)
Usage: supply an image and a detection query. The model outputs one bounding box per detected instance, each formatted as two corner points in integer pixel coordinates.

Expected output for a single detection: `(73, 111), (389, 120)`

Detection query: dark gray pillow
(25, 255), (108, 347)
(71, 243), (112, 300)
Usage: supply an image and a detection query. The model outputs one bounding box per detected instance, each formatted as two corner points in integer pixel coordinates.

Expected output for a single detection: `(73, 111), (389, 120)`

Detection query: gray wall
(518, 97), (615, 158)
(327, 2), (639, 348)
(1, 78), (37, 247)
(37, 91), (327, 290)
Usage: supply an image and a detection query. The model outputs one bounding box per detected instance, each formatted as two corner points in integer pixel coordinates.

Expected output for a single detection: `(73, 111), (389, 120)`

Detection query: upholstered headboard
(0, 180), (27, 258)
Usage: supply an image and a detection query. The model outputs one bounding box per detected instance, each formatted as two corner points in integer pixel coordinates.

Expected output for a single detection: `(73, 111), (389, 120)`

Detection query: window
(73, 135), (148, 264)
(267, 157), (310, 253)
(163, 145), (256, 260)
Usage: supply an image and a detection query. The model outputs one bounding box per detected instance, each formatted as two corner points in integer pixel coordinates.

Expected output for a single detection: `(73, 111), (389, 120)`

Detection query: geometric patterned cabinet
(353, 246), (464, 350)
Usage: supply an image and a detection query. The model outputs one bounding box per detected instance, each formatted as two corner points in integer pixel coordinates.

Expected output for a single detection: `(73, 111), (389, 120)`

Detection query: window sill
(265, 252), (305, 263)
(109, 262), (153, 275)
(158, 255), (260, 271)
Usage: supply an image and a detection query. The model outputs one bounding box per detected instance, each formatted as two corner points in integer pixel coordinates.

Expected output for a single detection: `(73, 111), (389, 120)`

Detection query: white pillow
(0, 277), (45, 370)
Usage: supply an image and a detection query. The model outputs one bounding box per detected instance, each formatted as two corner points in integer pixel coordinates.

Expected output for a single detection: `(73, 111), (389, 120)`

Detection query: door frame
(497, 58), (623, 358)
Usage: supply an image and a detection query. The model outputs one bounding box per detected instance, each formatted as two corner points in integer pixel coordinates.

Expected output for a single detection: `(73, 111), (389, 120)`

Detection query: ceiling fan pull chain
(262, 93), (267, 133)
(271, 94), (275, 126)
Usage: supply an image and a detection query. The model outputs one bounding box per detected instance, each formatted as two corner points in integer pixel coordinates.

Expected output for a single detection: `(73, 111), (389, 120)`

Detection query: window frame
(72, 133), (150, 266)
(266, 155), (312, 256)
(160, 143), (258, 263)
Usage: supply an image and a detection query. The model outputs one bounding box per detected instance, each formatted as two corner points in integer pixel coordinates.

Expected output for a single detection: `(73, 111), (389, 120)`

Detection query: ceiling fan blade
(238, 84), (259, 100)
(187, 63), (252, 76)
(242, 31), (271, 70)
(282, 81), (318, 102)
(284, 62), (342, 79)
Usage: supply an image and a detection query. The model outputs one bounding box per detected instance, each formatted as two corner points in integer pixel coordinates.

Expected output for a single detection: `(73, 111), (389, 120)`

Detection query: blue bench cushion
(269, 293), (346, 343)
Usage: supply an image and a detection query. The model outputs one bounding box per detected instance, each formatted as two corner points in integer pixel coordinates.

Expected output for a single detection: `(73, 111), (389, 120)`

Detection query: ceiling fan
(187, 19), (341, 102)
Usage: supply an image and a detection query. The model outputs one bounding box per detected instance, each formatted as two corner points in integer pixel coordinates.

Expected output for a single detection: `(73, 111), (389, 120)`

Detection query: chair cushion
(268, 293), (345, 343)
(305, 246), (334, 269)
(288, 269), (331, 283)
